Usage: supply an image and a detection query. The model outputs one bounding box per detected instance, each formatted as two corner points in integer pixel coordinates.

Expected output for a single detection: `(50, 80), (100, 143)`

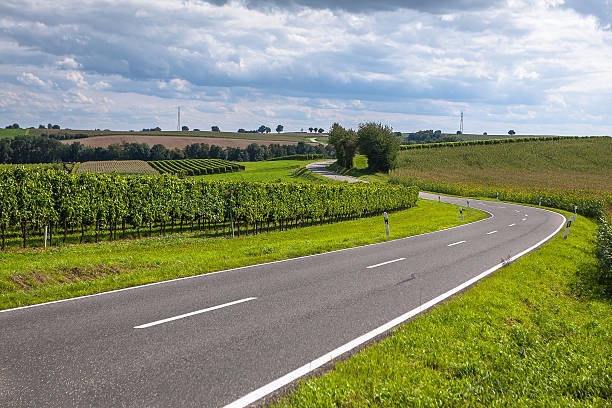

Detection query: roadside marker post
(460, 208), (464, 221)
(538, 197), (542, 206)
(467, 200), (470, 208)
(44, 226), (48, 248)
(438, 195), (440, 202)
(563, 218), (572, 240)
(496, 192), (499, 200)
(574, 206), (577, 223)
(383, 212), (390, 237)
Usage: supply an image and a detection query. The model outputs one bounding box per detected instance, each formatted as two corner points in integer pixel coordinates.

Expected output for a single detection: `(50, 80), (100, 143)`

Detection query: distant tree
(182, 125), (189, 131)
(456, 130), (462, 134)
(47, 123), (52, 129)
(329, 123), (358, 168)
(192, 128), (200, 132)
(357, 122), (400, 172)
(318, 128), (324, 134)
(211, 125), (220, 132)
(257, 125), (267, 133)
(508, 129), (516, 135)
(237, 128), (246, 133)
(153, 127), (161, 131)
(38, 124), (45, 129)
(265, 127), (271, 133)
(308, 127), (313, 133)
(52, 124), (60, 129)
(276, 124), (284, 133)
(483, 132), (488, 135)
(5, 123), (20, 129)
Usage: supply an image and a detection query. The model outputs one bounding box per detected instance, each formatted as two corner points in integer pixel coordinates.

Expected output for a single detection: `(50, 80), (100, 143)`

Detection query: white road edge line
(508, 223), (516, 227)
(224, 209), (566, 408)
(447, 240), (466, 247)
(486, 231), (497, 235)
(134, 297), (256, 329)
(0, 196), (494, 314)
(366, 258), (406, 269)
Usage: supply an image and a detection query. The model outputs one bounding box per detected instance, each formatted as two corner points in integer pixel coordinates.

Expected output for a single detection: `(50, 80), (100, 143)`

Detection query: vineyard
(399, 136), (576, 150)
(149, 159), (245, 176)
(76, 160), (158, 174)
(0, 168), (419, 249)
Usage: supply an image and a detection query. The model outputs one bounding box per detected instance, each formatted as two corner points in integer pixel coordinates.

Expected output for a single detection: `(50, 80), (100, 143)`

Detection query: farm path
(0, 195), (566, 408)
(306, 160), (368, 183)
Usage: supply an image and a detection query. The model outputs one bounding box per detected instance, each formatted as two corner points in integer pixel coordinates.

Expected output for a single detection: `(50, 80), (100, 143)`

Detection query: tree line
(0, 135), (334, 164)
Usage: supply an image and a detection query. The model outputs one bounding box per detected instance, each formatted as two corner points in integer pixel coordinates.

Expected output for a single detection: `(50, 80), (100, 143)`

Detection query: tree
(47, 123), (52, 129)
(211, 126), (220, 132)
(276, 124), (284, 133)
(182, 125), (189, 131)
(483, 132), (488, 135)
(52, 124), (60, 129)
(357, 122), (400, 173)
(308, 127), (313, 133)
(508, 129), (516, 135)
(329, 123), (358, 169)
(456, 130), (462, 134)
(258, 125), (267, 133)
(318, 128), (324, 134)
(265, 127), (271, 134)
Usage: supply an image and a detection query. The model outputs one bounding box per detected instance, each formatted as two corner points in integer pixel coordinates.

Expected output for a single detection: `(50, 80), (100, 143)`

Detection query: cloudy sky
(0, 0), (610, 135)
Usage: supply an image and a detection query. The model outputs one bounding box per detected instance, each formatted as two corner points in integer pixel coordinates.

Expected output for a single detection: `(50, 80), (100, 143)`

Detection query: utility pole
(177, 106), (181, 131)
(460, 111), (464, 134)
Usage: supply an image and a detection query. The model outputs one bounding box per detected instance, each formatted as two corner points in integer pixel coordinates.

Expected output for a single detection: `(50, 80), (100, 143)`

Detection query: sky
(0, 0), (611, 135)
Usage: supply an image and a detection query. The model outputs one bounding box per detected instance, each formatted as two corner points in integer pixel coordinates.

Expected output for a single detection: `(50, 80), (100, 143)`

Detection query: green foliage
(267, 154), (325, 161)
(595, 218), (612, 296)
(329, 123), (358, 168)
(148, 159), (245, 176)
(357, 122), (400, 172)
(399, 135), (577, 150)
(0, 168), (419, 250)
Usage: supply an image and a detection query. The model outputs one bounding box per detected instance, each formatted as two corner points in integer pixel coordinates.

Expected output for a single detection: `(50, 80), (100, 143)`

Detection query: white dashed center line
(487, 230), (498, 235)
(447, 240), (466, 247)
(134, 297), (257, 329)
(509, 223), (516, 227)
(366, 258), (406, 269)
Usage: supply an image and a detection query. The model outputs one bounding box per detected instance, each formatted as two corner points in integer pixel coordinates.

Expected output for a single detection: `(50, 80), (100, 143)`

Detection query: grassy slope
(0, 199), (485, 310)
(326, 155), (391, 183)
(273, 211), (611, 407)
(198, 159), (327, 183)
(0, 128), (28, 138)
(392, 137), (612, 194)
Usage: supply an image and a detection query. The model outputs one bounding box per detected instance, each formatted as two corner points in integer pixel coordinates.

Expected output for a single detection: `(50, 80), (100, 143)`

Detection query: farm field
(75, 160), (157, 174)
(58, 135), (303, 150)
(0, 199), (484, 309)
(149, 158), (244, 175)
(0, 128), (28, 138)
(0, 162), (77, 172)
(393, 137), (612, 193)
(202, 159), (330, 183)
(454, 133), (562, 141)
(272, 210), (610, 407)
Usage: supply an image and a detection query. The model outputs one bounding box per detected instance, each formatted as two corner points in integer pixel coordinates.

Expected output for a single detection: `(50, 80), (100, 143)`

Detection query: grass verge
(271, 211), (611, 407)
(197, 159), (324, 183)
(0, 199), (485, 310)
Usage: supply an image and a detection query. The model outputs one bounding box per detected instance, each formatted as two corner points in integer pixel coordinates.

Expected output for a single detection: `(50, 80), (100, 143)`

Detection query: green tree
(211, 126), (220, 132)
(508, 129), (516, 135)
(357, 122), (400, 172)
(182, 125), (189, 131)
(328, 123), (358, 169)
(276, 124), (284, 133)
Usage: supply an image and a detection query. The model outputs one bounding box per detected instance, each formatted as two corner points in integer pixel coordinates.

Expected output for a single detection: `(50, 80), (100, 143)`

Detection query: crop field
(455, 133), (561, 141)
(0, 162), (77, 172)
(0, 128), (28, 138)
(59, 135), (305, 149)
(76, 160), (157, 174)
(149, 159), (244, 176)
(391, 136), (612, 216)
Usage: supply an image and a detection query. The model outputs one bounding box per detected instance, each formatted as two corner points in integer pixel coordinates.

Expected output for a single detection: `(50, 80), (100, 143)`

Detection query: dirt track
(61, 135), (299, 149)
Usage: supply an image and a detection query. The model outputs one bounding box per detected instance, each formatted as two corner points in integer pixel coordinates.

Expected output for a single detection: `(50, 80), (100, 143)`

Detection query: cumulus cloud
(0, 0), (610, 134)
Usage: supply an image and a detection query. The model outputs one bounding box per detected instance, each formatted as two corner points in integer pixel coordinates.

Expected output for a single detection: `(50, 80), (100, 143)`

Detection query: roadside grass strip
(0, 199), (485, 310)
(270, 212), (611, 407)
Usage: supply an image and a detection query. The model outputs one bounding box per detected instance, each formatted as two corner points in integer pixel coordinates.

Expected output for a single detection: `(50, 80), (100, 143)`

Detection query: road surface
(0, 194), (565, 407)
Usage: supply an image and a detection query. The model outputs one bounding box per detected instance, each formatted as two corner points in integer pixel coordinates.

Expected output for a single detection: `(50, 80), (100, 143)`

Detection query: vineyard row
(0, 168), (419, 249)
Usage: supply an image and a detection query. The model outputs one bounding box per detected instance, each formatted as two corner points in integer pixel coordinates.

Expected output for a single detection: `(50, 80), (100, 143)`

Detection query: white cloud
(17, 72), (51, 88)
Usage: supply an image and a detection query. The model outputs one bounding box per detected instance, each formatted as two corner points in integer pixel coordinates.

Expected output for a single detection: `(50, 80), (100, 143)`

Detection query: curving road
(0, 194), (565, 407)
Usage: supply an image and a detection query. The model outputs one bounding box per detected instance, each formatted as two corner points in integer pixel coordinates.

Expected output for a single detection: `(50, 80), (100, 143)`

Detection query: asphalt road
(0, 194), (565, 407)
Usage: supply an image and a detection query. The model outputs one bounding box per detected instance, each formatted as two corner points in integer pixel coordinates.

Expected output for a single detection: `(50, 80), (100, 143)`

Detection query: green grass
(198, 159), (326, 183)
(326, 155), (391, 183)
(271, 211), (611, 407)
(0, 199), (485, 310)
(0, 128), (28, 138)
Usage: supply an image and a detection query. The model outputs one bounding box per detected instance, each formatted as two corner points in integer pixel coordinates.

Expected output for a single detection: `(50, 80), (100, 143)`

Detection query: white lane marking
(1, 201), (494, 315)
(524, 214), (529, 217)
(486, 231), (498, 235)
(224, 210), (567, 408)
(508, 223), (516, 227)
(134, 297), (256, 329)
(447, 240), (466, 247)
(366, 258), (406, 269)
(498, 206), (506, 208)
(515, 210), (521, 213)
(522, 218), (527, 221)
